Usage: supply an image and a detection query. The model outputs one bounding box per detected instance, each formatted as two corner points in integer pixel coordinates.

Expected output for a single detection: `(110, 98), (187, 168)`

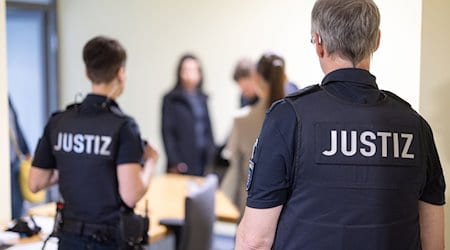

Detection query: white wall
(372, 0), (422, 109)
(0, 0), (12, 223)
(420, 0), (450, 245)
(57, 0), (423, 173)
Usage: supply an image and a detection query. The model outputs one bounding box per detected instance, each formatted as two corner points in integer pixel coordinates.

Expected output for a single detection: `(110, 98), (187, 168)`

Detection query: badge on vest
(246, 160), (255, 191)
(53, 132), (112, 156)
(315, 123), (419, 166)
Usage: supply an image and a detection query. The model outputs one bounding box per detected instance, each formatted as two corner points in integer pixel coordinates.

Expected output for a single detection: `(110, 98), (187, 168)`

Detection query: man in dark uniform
(28, 36), (158, 249)
(236, 0), (446, 249)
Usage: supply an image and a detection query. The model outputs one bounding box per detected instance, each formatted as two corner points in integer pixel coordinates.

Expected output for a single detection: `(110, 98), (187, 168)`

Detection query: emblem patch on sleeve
(246, 160), (255, 191)
(251, 138), (258, 159)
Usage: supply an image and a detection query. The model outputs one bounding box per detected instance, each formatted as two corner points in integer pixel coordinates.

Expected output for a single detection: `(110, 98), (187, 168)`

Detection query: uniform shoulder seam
(50, 102), (80, 118)
(285, 84), (321, 100)
(381, 90), (411, 108)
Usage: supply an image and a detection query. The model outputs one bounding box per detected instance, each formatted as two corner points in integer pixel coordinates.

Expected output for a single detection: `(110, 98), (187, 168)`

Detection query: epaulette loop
(65, 103), (81, 110)
(109, 105), (126, 117)
(381, 90), (411, 107)
(285, 84), (321, 100)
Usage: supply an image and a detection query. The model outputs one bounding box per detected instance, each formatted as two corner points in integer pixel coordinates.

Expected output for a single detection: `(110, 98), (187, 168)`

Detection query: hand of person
(143, 141), (159, 163)
(168, 163), (188, 174)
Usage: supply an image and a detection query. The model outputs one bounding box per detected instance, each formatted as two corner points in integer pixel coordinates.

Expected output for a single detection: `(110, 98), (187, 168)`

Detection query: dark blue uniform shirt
(246, 68), (446, 249)
(32, 94), (144, 225)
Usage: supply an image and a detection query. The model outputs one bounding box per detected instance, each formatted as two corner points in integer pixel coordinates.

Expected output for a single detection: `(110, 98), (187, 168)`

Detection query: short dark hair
(83, 36), (127, 84)
(233, 58), (255, 82)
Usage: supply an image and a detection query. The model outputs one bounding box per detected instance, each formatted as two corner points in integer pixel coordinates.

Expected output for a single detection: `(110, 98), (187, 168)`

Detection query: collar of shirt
(320, 68), (383, 105)
(82, 94), (120, 109)
(321, 68), (378, 88)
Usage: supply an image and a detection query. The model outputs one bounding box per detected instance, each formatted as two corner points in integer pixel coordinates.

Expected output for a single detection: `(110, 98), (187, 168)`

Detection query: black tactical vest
(273, 85), (427, 250)
(49, 100), (129, 225)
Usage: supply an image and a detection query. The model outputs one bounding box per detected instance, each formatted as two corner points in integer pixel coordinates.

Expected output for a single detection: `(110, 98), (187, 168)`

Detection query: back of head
(257, 52), (286, 108)
(83, 36), (127, 84)
(233, 58), (255, 82)
(311, 0), (380, 66)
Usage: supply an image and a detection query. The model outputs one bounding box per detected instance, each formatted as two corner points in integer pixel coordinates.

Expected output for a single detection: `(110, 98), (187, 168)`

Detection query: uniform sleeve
(246, 101), (297, 209)
(32, 121), (56, 169)
(116, 119), (144, 165)
(419, 120), (446, 205)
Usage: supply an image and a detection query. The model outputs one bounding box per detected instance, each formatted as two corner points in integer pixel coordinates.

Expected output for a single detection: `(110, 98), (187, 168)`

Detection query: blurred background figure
(211, 58), (259, 182)
(280, 56), (299, 95)
(235, 56), (298, 108)
(162, 54), (216, 176)
(221, 52), (287, 214)
(234, 58), (259, 107)
(8, 95), (30, 219)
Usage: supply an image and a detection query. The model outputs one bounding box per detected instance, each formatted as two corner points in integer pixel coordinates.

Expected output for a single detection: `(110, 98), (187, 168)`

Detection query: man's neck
(91, 81), (120, 100)
(322, 56), (371, 75)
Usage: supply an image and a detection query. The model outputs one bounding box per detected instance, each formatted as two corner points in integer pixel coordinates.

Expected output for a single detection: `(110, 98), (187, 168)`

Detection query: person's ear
(375, 29), (381, 51)
(85, 69), (92, 82)
(314, 33), (325, 58)
(117, 67), (126, 83)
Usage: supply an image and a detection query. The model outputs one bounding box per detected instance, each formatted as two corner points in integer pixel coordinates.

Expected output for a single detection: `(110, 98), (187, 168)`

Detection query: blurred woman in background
(221, 52), (286, 213)
(162, 54), (215, 176)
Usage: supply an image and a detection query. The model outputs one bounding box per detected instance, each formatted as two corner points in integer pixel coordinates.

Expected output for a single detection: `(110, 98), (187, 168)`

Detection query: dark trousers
(58, 232), (119, 250)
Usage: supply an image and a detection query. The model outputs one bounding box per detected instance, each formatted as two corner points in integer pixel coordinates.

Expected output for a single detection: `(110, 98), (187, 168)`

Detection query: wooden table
(28, 174), (240, 243)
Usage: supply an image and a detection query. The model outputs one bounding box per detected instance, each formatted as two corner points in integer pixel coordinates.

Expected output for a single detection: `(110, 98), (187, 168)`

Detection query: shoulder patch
(285, 84), (321, 100)
(246, 160), (255, 191)
(381, 90), (411, 107)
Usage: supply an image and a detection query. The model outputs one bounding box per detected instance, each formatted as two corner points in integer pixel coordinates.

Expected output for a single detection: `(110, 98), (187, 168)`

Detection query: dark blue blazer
(161, 87), (215, 176)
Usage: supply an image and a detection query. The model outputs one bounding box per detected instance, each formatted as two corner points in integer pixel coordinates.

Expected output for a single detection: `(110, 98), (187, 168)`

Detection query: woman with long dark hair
(161, 54), (215, 176)
(221, 52), (286, 213)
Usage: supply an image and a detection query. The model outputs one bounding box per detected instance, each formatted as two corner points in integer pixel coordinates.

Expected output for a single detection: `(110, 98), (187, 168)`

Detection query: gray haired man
(236, 0), (446, 249)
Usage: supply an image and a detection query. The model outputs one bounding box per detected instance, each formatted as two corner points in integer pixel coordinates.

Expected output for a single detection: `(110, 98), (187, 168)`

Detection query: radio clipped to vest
(118, 200), (150, 249)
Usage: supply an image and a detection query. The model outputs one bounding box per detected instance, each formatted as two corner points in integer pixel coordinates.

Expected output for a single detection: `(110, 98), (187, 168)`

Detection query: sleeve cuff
(246, 198), (285, 209)
(419, 196), (446, 206)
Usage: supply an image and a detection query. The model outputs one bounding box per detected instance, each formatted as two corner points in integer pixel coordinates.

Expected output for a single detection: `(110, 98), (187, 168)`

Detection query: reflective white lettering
(84, 135), (95, 154)
(341, 130), (357, 156)
(54, 133), (62, 151)
(73, 134), (84, 153)
(360, 131), (376, 157)
(62, 133), (73, 152)
(100, 136), (111, 156)
(322, 130), (414, 160)
(322, 130), (337, 156)
(377, 132), (392, 158)
(53, 132), (112, 156)
(94, 135), (100, 155)
(401, 134), (415, 159)
(393, 133), (399, 158)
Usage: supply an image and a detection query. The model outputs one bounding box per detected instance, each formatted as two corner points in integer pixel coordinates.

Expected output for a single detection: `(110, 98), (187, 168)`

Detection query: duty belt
(61, 219), (117, 243)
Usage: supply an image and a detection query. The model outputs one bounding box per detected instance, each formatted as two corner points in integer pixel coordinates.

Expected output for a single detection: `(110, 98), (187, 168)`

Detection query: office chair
(160, 174), (218, 250)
